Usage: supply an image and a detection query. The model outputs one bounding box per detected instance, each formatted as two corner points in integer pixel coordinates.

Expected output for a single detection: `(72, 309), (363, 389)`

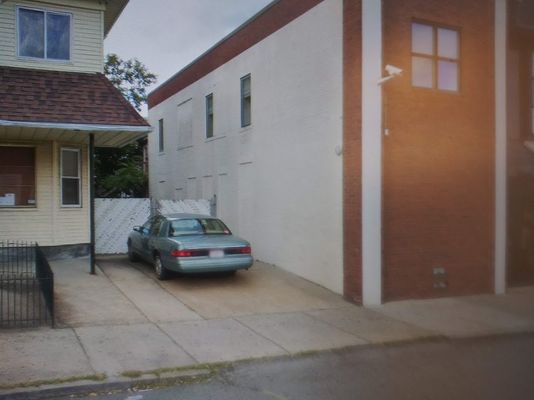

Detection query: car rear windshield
(169, 218), (231, 236)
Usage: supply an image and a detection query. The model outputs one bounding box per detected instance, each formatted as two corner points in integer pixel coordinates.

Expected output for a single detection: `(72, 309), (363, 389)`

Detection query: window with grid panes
(412, 22), (460, 92)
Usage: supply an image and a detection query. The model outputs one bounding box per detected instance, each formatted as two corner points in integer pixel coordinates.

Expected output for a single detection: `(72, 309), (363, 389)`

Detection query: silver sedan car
(127, 213), (253, 280)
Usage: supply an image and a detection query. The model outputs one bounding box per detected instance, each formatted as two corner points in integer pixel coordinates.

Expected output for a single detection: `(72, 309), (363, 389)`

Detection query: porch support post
(89, 132), (96, 275)
(494, 0), (507, 294)
(361, 0), (383, 306)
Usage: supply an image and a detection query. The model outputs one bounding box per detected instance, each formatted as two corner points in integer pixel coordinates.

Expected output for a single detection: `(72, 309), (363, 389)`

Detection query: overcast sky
(104, 0), (274, 96)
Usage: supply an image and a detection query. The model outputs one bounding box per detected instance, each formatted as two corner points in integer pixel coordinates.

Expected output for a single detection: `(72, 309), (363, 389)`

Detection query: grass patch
(121, 362), (228, 379)
(0, 373), (106, 390)
(121, 370), (143, 379)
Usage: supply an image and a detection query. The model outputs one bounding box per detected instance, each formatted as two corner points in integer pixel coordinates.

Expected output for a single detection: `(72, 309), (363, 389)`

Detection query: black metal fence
(0, 241), (54, 328)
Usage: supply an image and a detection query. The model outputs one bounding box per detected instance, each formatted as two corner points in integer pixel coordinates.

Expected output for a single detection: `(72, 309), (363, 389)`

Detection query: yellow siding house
(0, 0), (150, 263)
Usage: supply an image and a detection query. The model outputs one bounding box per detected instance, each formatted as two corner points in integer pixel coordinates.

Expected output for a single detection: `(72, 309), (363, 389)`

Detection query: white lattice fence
(96, 198), (212, 254)
(157, 199), (211, 215)
(96, 198), (151, 254)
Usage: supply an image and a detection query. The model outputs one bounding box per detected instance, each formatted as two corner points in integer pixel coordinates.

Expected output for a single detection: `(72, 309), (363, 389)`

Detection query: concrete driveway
(31, 256), (422, 381)
(100, 256), (351, 320)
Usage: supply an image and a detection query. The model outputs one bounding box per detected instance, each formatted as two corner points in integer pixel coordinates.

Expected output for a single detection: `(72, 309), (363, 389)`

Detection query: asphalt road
(57, 334), (534, 400)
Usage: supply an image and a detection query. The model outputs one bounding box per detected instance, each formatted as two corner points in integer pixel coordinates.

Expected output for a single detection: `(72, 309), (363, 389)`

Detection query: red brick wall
(343, 0), (363, 303)
(381, 0), (495, 300)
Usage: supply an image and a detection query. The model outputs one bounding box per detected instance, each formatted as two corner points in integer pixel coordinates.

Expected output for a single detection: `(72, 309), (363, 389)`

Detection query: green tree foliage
(96, 54), (156, 198)
(104, 53), (156, 111)
(95, 143), (147, 198)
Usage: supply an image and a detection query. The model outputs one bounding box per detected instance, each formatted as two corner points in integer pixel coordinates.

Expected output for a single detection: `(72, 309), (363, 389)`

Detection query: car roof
(163, 213), (215, 220)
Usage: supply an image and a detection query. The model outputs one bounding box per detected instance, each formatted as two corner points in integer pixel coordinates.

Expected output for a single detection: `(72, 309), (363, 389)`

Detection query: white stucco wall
(148, 0), (343, 293)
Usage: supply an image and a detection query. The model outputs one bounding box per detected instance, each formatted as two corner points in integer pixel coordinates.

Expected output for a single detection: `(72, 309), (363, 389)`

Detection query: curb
(0, 368), (213, 400)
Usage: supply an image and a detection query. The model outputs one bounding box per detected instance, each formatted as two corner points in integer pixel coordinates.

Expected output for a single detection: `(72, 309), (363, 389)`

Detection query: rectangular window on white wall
(241, 74), (251, 127)
(178, 99), (193, 148)
(61, 148), (81, 207)
(18, 7), (71, 60)
(206, 93), (214, 139)
(158, 119), (164, 153)
(412, 22), (460, 92)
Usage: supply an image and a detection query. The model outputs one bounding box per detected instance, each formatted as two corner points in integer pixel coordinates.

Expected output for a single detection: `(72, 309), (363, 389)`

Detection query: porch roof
(0, 66), (151, 147)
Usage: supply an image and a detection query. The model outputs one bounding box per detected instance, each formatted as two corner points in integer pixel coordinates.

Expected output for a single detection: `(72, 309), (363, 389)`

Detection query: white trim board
(0, 119), (151, 133)
(361, 0), (383, 306)
(494, 0), (507, 295)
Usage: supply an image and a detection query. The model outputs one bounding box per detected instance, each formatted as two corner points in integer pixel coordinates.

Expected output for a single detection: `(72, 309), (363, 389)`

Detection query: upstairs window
(241, 74), (252, 127)
(158, 119), (164, 153)
(18, 7), (71, 61)
(61, 148), (81, 207)
(206, 93), (214, 138)
(0, 146), (36, 207)
(412, 22), (459, 92)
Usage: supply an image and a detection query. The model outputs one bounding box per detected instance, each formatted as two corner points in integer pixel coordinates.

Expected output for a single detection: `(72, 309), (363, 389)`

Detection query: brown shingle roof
(0, 66), (149, 127)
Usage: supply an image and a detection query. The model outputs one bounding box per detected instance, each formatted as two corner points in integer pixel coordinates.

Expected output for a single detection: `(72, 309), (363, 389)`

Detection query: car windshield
(169, 218), (231, 237)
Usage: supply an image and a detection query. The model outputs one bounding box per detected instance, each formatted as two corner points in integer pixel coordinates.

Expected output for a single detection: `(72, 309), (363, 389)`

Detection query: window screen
(61, 148), (81, 206)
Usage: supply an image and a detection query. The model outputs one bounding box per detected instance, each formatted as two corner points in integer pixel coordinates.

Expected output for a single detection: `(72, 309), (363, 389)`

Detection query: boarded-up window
(177, 99), (193, 148)
(0, 146), (36, 207)
(186, 177), (197, 199)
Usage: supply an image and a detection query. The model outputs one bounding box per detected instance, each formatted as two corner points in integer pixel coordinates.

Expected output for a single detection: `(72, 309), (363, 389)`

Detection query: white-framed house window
(206, 93), (214, 139)
(241, 74), (251, 127)
(17, 6), (71, 61)
(61, 148), (81, 207)
(411, 21), (460, 92)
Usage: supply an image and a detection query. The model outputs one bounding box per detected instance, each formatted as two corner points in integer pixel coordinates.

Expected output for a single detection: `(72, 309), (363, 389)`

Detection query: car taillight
(171, 249), (193, 257)
(225, 246), (252, 255)
(171, 249), (209, 257)
(240, 246), (252, 254)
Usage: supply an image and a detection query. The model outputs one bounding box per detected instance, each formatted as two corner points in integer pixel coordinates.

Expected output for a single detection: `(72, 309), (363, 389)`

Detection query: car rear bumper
(163, 254), (253, 273)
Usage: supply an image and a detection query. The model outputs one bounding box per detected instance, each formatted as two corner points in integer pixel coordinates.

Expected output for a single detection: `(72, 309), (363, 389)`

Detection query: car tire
(127, 241), (139, 262)
(154, 254), (169, 280)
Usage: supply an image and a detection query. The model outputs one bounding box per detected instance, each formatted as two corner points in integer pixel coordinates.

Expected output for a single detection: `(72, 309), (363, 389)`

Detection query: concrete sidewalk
(1, 256), (533, 395)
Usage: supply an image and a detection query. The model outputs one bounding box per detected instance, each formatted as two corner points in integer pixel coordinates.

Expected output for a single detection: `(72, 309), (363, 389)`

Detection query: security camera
(385, 64), (403, 76)
(378, 64), (403, 85)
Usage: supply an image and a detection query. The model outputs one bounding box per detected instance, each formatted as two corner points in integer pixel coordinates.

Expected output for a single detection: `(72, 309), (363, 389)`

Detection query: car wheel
(154, 254), (169, 280)
(127, 241), (139, 262)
